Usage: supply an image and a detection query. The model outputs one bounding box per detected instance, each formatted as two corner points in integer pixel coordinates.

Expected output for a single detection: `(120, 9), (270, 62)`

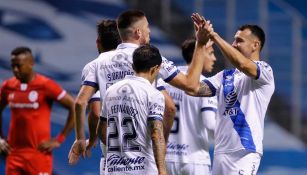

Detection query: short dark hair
(117, 10), (145, 40)
(132, 44), (162, 73)
(11, 47), (32, 56)
(239, 24), (265, 50)
(97, 19), (121, 52)
(181, 37), (196, 64)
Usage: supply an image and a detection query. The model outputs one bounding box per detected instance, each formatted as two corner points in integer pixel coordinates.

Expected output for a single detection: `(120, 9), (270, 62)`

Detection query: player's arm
(168, 14), (213, 94)
(87, 100), (101, 149)
(160, 90), (176, 143)
(38, 92), (75, 152)
(0, 98), (11, 155)
(97, 117), (107, 145)
(186, 81), (215, 97)
(75, 85), (97, 140)
(207, 25), (258, 78)
(149, 119), (167, 175)
(68, 85), (96, 165)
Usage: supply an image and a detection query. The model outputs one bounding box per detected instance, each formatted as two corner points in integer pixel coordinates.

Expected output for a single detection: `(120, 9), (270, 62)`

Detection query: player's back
(102, 75), (165, 175)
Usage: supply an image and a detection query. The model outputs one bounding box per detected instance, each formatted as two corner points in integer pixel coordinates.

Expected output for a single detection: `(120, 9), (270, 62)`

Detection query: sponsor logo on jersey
(107, 154), (146, 173)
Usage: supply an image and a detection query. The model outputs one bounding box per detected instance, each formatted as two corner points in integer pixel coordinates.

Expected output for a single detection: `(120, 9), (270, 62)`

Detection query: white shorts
(100, 157), (106, 175)
(166, 162), (212, 175)
(212, 150), (261, 175)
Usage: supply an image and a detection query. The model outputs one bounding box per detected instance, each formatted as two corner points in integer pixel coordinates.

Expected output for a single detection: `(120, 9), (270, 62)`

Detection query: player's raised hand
(0, 138), (11, 156)
(68, 139), (87, 165)
(191, 13), (210, 45)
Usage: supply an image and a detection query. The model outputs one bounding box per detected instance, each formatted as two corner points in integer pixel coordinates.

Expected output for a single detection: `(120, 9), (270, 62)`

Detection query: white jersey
(81, 61), (101, 102)
(101, 75), (165, 175)
(157, 66), (217, 165)
(82, 43), (179, 99)
(204, 61), (275, 155)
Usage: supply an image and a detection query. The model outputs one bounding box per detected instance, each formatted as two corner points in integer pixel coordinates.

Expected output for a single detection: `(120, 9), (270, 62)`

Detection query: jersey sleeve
(89, 90), (101, 103)
(45, 79), (66, 101)
(159, 57), (180, 82)
(202, 71), (223, 96)
(156, 78), (167, 91)
(200, 95), (217, 131)
(81, 60), (99, 89)
(148, 91), (165, 121)
(254, 61), (274, 85)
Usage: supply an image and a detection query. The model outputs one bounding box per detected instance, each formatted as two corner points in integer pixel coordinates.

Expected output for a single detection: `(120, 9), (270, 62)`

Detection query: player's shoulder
(255, 60), (273, 71)
(1, 77), (17, 89)
(34, 74), (61, 87)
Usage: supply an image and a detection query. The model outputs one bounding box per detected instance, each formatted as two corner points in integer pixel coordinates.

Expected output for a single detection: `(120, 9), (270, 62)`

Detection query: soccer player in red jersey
(0, 47), (75, 175)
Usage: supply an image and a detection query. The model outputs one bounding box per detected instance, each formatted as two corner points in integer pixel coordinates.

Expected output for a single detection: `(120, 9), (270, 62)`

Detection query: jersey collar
(125, 75), (151, 86)
(117, 43), (139, 49)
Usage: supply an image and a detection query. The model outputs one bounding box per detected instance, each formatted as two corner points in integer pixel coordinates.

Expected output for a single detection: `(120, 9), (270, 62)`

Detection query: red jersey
(0, 74), (66, 150)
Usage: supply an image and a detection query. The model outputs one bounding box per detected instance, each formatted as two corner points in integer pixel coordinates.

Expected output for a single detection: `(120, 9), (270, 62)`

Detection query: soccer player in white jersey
(186, 20), (275, 175)
(68, 10), (212, 163)
(80, 20), (121, 174)
(99, 44), (166, 175)
(157, 38), (217, 175)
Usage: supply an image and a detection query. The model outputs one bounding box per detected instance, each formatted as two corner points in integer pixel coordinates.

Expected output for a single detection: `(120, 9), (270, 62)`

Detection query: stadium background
(0, 0), (307, 174)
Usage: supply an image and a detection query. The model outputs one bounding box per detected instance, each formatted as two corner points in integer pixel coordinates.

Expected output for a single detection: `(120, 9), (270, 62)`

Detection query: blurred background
(0, 0), (307, 174)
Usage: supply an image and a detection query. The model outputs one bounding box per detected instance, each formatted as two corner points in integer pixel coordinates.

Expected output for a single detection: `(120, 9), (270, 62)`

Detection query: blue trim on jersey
(164, 69), (180, 82)
(89, 97), (100, 103)
(156, 86), (166, 91)
(148, 115), (163, 121)
(255, 63), (260, 80)
(100, 116), (107, 121)
(202, 79), (216, 96)
(83, 81), (98, 89)
(201, 107), (217, 112)
(223, 69), (256, 152)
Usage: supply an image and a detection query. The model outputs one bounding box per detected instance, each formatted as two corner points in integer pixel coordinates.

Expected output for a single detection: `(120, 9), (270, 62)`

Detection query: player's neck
(250, 52), (260, 61)
(20, 72), (36, 83)
(122, 39), (140, 45)
(135, 72), (154, 84)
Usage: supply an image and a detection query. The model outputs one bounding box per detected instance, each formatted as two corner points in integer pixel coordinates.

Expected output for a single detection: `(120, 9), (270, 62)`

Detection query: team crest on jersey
(28, 90), (38, 102)
(117, 83), (134, 95)
(111, 52), (131, 64)
(225, 90), (237, 107)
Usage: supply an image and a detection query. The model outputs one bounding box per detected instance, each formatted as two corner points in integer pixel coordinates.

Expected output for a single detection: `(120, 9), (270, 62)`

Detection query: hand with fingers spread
(0, 138), (11, 156)
(68, 139), (87, 165)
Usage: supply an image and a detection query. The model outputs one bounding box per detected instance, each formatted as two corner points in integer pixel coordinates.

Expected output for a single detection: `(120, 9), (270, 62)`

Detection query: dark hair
(132, 44), (162, 73)
(11, 46), (32, 56)
(239, 24), (265, 50)
(117, 10), (145, 40)
(97, 19), (121, 52)
(181, 37), (196, 64)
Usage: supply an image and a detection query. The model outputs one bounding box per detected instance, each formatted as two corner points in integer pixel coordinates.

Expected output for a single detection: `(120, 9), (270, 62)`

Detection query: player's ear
(253, 40), (260, 51)
(135, 28), (142, 39)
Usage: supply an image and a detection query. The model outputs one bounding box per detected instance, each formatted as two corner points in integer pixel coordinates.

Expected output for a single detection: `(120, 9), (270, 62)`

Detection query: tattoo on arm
(197, 82), (213, 97)
(149, 120), (166, 174)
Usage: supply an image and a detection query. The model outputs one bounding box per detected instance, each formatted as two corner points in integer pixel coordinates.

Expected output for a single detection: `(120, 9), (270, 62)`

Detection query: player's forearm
(88, 111), (99, 143)
(75, 100), (87, 139)
(97, 119), (107, 145)
(60, 107), (75, 137)
(150, 121), (166, 174)
(186, 81), (214, 97)
(211, 33), (257, 77)
(185, 42), (207, 92)
(161, 91), (176, 143)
